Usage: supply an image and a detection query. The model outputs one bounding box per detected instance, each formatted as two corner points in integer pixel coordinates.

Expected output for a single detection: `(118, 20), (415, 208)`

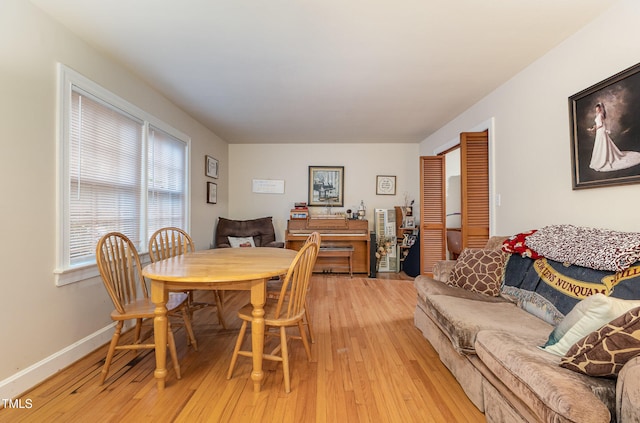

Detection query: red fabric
(502, 230), (542, 259)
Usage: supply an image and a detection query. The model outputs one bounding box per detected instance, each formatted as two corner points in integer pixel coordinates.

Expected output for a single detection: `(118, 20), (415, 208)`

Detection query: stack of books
(290, 202), (309, 219)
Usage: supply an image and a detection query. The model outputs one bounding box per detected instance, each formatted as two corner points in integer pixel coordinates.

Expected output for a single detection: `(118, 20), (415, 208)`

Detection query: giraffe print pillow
(560, 306), (640, 377)
(448, 248), (508, 297)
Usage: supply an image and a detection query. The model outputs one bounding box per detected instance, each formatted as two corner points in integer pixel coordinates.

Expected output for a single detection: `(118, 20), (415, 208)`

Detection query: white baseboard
(0, 322), (117, 400)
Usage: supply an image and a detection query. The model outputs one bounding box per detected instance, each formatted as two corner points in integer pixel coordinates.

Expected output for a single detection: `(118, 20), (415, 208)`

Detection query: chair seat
(110, 292), (188, 320)
(237, 301), (305, 327)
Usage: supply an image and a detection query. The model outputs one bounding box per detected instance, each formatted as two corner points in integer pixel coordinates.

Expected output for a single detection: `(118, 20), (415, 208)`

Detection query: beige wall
(0, 0), (227, 392)
(419, 1), (640, 236)
(228, 143), (420, 238)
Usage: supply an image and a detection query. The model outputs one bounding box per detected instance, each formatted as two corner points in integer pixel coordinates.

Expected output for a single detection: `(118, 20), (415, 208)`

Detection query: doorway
(419, 130), (490, 275)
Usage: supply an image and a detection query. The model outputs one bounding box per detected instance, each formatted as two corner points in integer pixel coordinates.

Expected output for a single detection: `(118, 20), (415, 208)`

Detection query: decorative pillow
(227, 236), (256, 248)
(560, 306), (640, 377)
(447, 248), (507, 296)
(542, 294), (640, 356)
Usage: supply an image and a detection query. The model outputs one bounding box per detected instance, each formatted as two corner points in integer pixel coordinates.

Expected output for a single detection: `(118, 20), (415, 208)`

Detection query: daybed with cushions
(214, 216), (284, 248)
(414, 225), (640, 422)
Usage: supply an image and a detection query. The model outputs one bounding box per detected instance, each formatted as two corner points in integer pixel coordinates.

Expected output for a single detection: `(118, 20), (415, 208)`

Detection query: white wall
(0, 0), (227, 396)
(228, 143), (420, 238)
(445, 149), (461, 228)
(420, 1), (640, 236)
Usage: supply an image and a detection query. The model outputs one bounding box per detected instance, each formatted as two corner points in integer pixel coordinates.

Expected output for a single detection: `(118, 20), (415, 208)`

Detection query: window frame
(54, 64), (191, 286)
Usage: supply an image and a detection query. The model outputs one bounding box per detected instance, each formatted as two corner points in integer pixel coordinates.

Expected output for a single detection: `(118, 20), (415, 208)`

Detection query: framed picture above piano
(308, 166), (344, 207)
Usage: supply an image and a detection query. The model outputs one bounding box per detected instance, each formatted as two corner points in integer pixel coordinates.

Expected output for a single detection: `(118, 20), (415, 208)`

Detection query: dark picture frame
(207, 182), (217, 204)
(205, 155), (219, 178)
(569, 62), (640, 189)
(308, 166), (344, 207)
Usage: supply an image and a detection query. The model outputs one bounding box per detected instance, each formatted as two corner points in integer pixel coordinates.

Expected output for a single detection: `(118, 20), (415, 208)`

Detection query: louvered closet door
(420, 155), (446, 275)
(461, 130), (489, 249)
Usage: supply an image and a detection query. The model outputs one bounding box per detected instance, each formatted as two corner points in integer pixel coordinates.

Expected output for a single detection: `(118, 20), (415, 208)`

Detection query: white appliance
(374, 208), (398, 272)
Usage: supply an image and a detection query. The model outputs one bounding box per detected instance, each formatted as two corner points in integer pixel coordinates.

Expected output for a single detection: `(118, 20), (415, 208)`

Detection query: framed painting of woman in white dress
(570, 62), (640, 189)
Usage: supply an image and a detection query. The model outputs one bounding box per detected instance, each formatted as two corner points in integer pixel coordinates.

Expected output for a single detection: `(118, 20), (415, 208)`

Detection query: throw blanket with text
(502, 254), (640, 325)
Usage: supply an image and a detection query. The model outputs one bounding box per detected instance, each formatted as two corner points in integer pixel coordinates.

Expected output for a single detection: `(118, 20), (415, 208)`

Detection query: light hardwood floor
(1, 274), (484, 422)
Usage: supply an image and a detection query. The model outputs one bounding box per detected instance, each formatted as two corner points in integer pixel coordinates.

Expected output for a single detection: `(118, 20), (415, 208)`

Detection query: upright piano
(285, 217), (370, 274)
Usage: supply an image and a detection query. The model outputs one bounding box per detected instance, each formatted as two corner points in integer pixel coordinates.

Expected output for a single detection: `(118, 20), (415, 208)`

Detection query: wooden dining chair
(148, 227), (226, 329)
(267, 231), (320, 343)
(96, 232), (196, 385)
(227, 234), (320, 393)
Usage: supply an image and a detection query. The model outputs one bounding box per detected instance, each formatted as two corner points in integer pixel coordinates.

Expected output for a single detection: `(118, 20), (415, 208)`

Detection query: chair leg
(304, 301), (315, 343)
(280, 326), (291, 393)
(100, 321), (123, 385)
(214, 291), (227, 329)
(298, 321), (312, 361)
(227, 320), (248, 380)
(167, 322), (181, 379)
(188, 290), (196, 321)
(181, 306), (198, 351)
(134, 318), (143, 344)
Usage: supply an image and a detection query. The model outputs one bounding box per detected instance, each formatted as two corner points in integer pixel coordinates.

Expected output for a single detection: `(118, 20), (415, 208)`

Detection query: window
(56, 64), (190, 286)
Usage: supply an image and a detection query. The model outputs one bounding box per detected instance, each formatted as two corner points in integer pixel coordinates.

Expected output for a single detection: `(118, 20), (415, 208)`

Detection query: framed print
(570, 62), (640, 189)
(404, 216), (415, 228)
(308, 166), (344, 206)
(376, 175), (396, 195)
(207, 182), (217, 204)
(205, 155), (219, 178)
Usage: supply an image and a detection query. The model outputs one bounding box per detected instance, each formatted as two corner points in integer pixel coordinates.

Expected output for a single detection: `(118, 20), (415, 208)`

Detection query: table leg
(250, 279), (267, 393)
(151, 279), (169, 391)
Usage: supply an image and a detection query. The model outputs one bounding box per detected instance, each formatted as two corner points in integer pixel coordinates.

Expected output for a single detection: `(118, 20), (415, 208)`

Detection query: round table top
(142, 247), (298, 283)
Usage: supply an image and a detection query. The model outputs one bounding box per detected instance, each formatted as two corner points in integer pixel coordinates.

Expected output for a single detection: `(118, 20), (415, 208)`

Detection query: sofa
(214, 216), (284, 248)
(413, 229), (640, 423)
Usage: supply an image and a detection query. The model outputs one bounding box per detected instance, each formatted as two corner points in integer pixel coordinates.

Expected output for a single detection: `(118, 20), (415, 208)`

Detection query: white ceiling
(31, 0), (616, 144)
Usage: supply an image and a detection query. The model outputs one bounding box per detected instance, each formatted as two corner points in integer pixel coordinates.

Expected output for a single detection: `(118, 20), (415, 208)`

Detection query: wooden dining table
(142, 247), (298, 392)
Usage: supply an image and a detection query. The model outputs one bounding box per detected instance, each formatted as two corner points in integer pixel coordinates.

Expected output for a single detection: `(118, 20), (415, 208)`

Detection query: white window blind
(69, 90), (144, 266)
(56, 64), (190, 286)
(147, 126), (187, 236)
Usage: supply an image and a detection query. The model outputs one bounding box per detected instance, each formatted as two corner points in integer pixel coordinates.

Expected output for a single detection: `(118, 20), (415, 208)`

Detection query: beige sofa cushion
(476, 330), (614, 422)
(414, 275), (509, 305)
(415, 275), (551, 353)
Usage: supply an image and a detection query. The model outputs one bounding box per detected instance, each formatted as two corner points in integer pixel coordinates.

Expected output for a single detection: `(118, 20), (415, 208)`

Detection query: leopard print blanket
(525, 224), (640, 272)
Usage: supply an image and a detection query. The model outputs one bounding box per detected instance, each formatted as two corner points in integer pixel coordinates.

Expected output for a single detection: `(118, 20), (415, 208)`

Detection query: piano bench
(317, 246), (354, 277)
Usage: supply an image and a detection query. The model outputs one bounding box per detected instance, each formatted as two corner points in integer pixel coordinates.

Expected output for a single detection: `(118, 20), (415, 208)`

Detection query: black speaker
(369, 232), (377, 278)
(403, 232), (421, 277)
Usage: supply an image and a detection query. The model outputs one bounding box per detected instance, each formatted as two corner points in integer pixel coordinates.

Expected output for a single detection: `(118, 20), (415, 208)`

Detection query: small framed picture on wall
(376, 175), (396, 195)
(207, 182), (217, 204)
(205, 155), (219, 178)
